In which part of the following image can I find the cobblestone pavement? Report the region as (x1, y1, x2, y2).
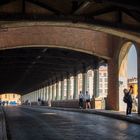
(4, 106, 140, 140)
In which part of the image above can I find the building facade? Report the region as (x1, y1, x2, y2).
(128, 77, 138, 97)
(0, 93, 21, 105)
(99, 66, 108, 97)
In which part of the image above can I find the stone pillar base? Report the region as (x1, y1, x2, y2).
(91, 98, 105, 109)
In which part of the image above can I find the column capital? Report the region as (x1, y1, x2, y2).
(66, 72, 70, 79)
(91, 59, 99, 70)
(60, 75, 64, 81)
(73, 68, 78, 76)
(55, 77, 59, 83)
(81, 64, 88, 73)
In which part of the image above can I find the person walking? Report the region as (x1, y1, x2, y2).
(123, 86, 133, 116)
(79, 91, 84, 109)
(85, 91, 91, 109)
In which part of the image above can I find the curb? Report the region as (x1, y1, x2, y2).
(0, 107, 8, 140)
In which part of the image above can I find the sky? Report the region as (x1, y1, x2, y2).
(127, 44, 137, 78)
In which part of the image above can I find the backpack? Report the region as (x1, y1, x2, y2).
(123, 95, 128, 103)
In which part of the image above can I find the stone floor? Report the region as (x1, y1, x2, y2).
(0, 106, 7, 140)
(3, 106, 140, 140)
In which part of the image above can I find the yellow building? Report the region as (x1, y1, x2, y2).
(128, 77, 138, 97)
(0, 93, 21, 105)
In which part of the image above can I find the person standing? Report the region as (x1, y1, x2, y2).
(85, 91, 91, 109)
(123, 86, 133, 116)
(79, 91, 84, 109)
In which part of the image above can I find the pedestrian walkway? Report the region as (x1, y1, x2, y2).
(5, 106, 140, 140)
(22, 105, 140, 125)
(0, 106, 7, 140)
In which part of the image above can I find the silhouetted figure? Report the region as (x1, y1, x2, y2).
(2, 101, 5, 106)
(123, 86, 133, 116)
(38, 98, 41, 105)
(79, 91, 84, 109)
(85, 91, 91, 109)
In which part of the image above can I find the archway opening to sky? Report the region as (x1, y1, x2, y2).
(119, 43, 138, 112)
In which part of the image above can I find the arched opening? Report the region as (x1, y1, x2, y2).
(119, 42, 138, 112)
(0, 93, 21, 106)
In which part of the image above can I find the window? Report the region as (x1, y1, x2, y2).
(100, 84, 102, 88)
(103, 73, 107, 77)
(105, 89, 108, 93)
(13, 94, 15, 98)
(99, 78, 102, 82)
(5, 94, 7, 98)
(105, 78, 108, 82)
(99, 89, 102, 93)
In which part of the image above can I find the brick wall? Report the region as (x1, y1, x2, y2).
(0, 25, 113, 58)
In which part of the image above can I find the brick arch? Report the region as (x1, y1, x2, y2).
(0, 24, 116, 59)
(118, 42, 133, 77)
(1, 22, 140, 43)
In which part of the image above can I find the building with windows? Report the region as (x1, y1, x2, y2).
(99, 66, 108, 97)
(0, 93, 21, 105)
(128, 77, 138, 97)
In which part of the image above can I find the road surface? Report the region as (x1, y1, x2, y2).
(4, 106, 140, 140)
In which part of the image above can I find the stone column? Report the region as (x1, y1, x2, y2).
(50, 85, 52, 100)
(107, 59, 119, 110)
(136, 44, 140, 114)
(44, 86, 46, 101)
(41, 88, 44, 100)
(61, 79, 64, 100)
(48, 86, 51, 101)
(82, 69, 88, 94)
(56, 82, 59, 100)
(73, 74, 78, 99)
(45, 86, 48, 101)
(35, 90, 37, 102)
(52, 84, 55, 101)
(45, 85, 49, 101)
(34, 90, 37, 102)
(43, 87, 45, 101)
(33, 92, 35, 102)
(38, 89, 40, 100)
(66, 75, 70, 100)
(37, 89, 39, 100)
(40, 88, 43, 100)
(93, 69, 99, 98)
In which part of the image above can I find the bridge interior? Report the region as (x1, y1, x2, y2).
(0, 0, 140, 113)
(1, 1, 140, 140)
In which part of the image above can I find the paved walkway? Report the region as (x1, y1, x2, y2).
(23, 105, 140, 124)
(1, 105, 140, 140)
(0, 106, 7, 140)
(4, 106, 140, 140)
